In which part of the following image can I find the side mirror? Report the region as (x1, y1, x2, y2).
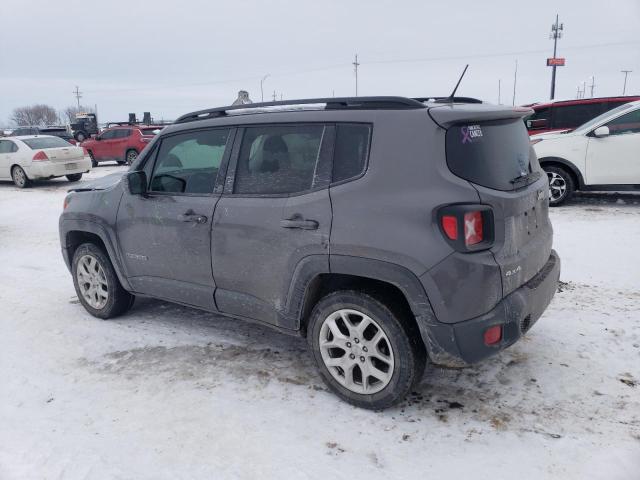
(593, 126, 610, 138)
(123, 171, 147, 195)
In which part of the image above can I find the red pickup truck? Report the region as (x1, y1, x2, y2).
(81, 125, 163, 166)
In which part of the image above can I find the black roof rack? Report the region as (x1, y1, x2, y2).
(175, 96, 426, 124)
(413, 96, 483, 104)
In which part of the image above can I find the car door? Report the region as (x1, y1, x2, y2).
(113, 128, 132, 160)
(92, 129, 118, 160)
(115, 127, 234, 310)
(585, 108, 640, 184)
(211, 124, 333, 326)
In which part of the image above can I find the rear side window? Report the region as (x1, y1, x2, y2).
(332, 124, 371, 182)
(552, 103, 602, 129)
(149, 129, 230, 194)
(116, 129, 132, 138)
(22, 137, 71, 149)
(233, 125, 324, 195)
(446, 119, 534, 191)
(0, 140, 17, 153)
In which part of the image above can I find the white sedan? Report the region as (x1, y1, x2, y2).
(532, 100, 640, 205)
(0, 135, 92, 188)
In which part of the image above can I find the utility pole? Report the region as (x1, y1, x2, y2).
(272, 90, 277, 102)
(512, 60, 518, 106)
(498, 79, 501, 104)
(588, 76, 596, 98)
(73, 85, 83, 109)
(353, 54, 360, 96)
(621, 70, 632, 95)
(260, 74, 270, 102)
(576, 85, 581, 99)
(549, 14, 564, 100)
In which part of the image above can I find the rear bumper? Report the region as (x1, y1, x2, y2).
(421, 250, 560, 366)
(25, 158, 92, 179)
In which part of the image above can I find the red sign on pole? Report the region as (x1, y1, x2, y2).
(547, 58, 566, 66)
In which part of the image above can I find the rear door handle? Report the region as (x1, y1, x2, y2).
(280, 215, 319, 230)
(178, 209, 208, 224)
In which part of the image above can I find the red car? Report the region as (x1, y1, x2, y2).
(524, 96, 640, 135)
(82, 125, 163, 166)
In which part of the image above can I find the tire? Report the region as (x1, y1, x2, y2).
(544, 165, 574, 206)
(66, 173, 83, 182)
(307, 290, 426, 410)
(88, 151, 98, 168)
(75, 131, 86, 142)
(72, 242, 135, 319)
(125, 149, 138, 165)
(11, 165, 31, 188)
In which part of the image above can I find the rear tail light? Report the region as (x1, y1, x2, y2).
(32, 151, 49, 161)
(484, 325, 502, 346)
(438, 204, 494, 252)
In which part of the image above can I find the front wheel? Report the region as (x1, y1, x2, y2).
(11, 165, 31, 188)
(72, 243, 135, 319)
(88, 151, 98, 168)
(307, 291, 426, 409)
(66, 173, 82, 182)
(544, 166, 574, 206)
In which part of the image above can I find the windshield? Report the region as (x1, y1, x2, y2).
(574, 102, 638, 133)
(22, 136, 72, 149)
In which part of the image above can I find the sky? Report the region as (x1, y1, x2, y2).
(0, 0, 638, 125)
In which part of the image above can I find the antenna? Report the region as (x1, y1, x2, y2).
(447, 64, 469, 101)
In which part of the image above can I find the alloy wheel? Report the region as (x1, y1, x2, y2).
(126, 150, 138, 164)
(12, 167, 26, 187)
(318, 309, 395, 394)
(76, 254, 109, 309)
(547, 171, 567, 203)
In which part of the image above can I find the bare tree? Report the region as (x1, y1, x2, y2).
(10, 104, 60, 126)
(62, 105, 95, 123)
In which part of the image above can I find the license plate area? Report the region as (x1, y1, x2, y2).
(65, 163, 77, 170)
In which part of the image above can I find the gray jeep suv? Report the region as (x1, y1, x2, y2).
(59, 96, 560, 409)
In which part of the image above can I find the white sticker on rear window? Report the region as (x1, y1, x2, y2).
(461, 125, 483, 144)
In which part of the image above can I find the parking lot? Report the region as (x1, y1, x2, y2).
(0, 165, 639, 479)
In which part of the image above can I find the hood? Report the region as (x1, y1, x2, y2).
(70, 172, 124, 192)
(530, 130, 573, 141)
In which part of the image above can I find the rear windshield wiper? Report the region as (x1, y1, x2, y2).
(510, 171, 541, 186)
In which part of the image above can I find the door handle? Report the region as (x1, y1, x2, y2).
(280, 215, 319, 230)
(178, 209, 208, 224)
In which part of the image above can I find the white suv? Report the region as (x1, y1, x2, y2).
(532, 100, 640, 205)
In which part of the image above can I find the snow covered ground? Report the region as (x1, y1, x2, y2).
(1, 165, 639, 480)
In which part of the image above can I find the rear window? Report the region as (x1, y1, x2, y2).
(446, 118, 534, 191)
(22, 137, 72, 149)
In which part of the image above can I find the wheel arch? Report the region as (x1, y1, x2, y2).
(61, 220, 132, 291)
(10, 164, 30, 179)
(539, 156, 584, 189)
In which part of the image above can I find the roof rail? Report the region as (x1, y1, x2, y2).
(413, 96, 483, 104)
(175, 96, 426, 124)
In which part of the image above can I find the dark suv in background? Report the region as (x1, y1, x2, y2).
(524, 96, 640, 135)
(10, 126, 77, 144)
(59, 97, 560, 409)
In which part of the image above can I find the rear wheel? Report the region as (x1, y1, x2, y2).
(125, 149, 138, 165)
(66, 173, 82, 182)
(307, 290, 425, 409)
(544, 165, 574, 206)
(11, 165, 31, 188)
(72, 243, 135, 319)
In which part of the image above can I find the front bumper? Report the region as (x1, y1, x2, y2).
(25, 157, 92, 179)
(421, 250, 560, 366)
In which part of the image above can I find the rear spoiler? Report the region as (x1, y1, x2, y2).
(427, 103, 533, 129)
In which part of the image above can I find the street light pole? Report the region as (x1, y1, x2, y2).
(260, 74, 270, 102)
(621, 70, 632, 95)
